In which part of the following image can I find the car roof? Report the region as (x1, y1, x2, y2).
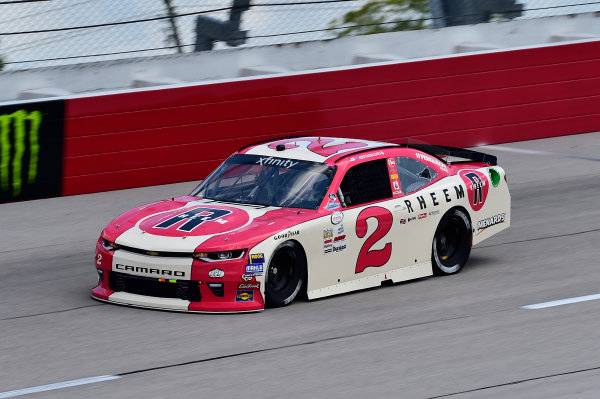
(239, 136, 396, 163)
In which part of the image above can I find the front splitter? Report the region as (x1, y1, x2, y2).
(91, 292, 264, 314)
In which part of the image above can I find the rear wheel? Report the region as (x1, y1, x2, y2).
(265, 241, 306, 307)
(432, 208, 472, 275)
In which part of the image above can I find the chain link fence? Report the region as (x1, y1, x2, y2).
(1, 0, 599, 71)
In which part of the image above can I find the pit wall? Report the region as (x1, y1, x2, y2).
(1, 39, 599, 202)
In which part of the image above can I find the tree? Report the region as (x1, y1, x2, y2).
(328, 0, 429, 38)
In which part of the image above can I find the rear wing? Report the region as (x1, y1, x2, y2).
(406, 144, 497, 166)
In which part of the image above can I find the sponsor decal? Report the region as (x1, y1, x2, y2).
(255, 156, 299, 168)
(115, 264, 185, 277)
(0, 102, 64, 203)
(428, 210, 440, 216)
(477, 213, 506, 234)
(241, 273, 255, 281)
(333, 224, 347, 253)
(249, 253, 265, 264)
(387, 156, 402, 195)
(326, 193, 341, 210)
(0, 109, 41, 198)
(415, 152, 448, 171)
(236, 290, 254, 302)
(245, 264, 264, 274)
(274, 230, 300, 240)
(325, 225, 347, 253)
(238, 283, 260, 289)
(141, 205, 249, 237)
(418, 213, 427, 219)
(358, 151, 384, 160)
(323, 228, 333, 254)
(208, 268, 225, 278)
(246, 254, 264, 274)
(459, 170, 489, 212)
(407, 216, 416, 222)
(153, 207, 232, 232)
(404, 186, 468, 214)
(399, 218, 406, 224)
(331, 211, 344, 225)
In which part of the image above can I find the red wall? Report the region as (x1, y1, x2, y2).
(63, 40, 600, 195)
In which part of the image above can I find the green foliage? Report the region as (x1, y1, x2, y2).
(328, 0, 429, 38)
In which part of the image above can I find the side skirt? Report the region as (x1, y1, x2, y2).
(307, 261, 433, 300)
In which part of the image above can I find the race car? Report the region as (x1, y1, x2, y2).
(92, 136, 510, 312)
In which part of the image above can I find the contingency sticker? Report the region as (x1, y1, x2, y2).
(332, 224, 347, 253)
(324, 224, 347, 254)
(246, 253, 264, 274)
(323, 228, 333, 254)
(236, 290, 254, 302)
(387, 157, 402, 196)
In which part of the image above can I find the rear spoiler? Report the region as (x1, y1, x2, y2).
(406, 144, 497, 166)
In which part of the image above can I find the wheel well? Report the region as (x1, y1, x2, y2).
(270, 239, 308, 300)
(286, 239, 308, 295)
(272, 239, 308, 272)
(273, 239, 307, 259)
(445, 206, 472, 226)
(434, 206, 473, 247)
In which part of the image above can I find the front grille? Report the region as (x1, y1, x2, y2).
(109, 271, 201, 302)
(117, 245, 192, 258)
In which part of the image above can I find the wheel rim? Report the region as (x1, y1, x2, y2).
(436, 220, 461, 262)
(268, 248, 296, 293)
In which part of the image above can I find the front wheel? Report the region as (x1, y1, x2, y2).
(265, 241, 306, 307)
(432, 208, 472, 275)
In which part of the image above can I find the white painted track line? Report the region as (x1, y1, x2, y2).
(0, 375, 121, 398)
(522, 294, 600, 309)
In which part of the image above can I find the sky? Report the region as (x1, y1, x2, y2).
(1, 0, 599, 70)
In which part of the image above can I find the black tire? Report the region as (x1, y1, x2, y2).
(265, 241, 307, 307)
(432, 208, 472, 275)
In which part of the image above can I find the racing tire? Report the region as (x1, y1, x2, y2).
(432, 208, 472, 275)
(265, 241, 307, 307)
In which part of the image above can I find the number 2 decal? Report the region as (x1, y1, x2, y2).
(355, 207, 393, 274)
(96, 253, 102, 266)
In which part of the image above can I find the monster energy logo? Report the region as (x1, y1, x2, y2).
(0, 110, 42, 197)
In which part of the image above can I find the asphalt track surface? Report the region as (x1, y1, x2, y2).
(1, 132, 599, 399)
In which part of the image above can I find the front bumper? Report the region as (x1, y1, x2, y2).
(91, 289, 264, 313)
(92, 239, 264, 313)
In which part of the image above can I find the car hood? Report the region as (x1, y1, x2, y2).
(103, 196, 321, 252)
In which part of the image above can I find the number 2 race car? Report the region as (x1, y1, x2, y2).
(92, 137, 510, 312)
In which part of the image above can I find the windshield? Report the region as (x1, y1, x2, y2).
(192, 154, 336, 209)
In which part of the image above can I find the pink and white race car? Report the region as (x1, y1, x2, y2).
(92, 137, 510, 312)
